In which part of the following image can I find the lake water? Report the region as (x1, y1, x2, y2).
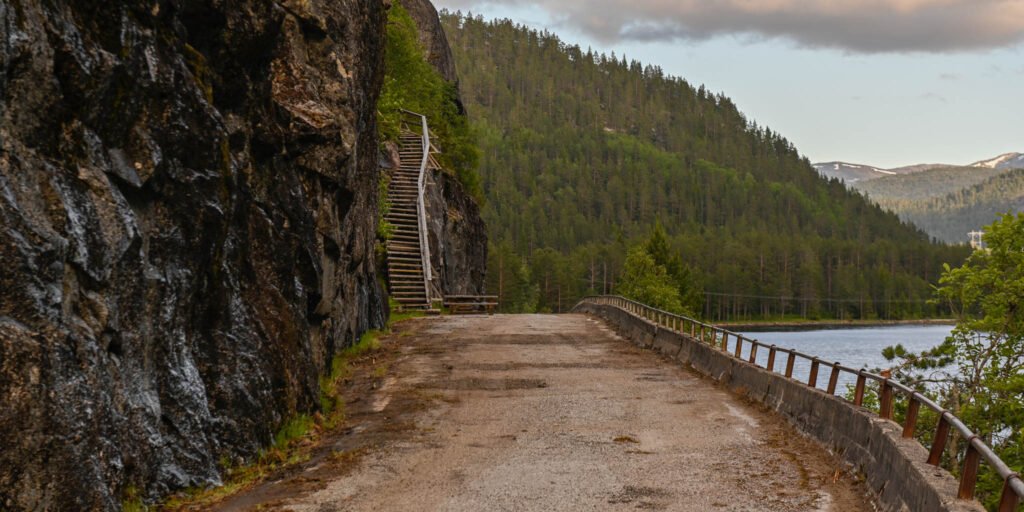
(726, 325, 954, 392)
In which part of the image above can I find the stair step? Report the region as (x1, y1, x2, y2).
(389, 290, 425, 299)
(393, 292, 427, 298)
(389, 263, 422, 269)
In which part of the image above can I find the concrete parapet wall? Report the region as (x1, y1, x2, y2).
(574, 303, 984, 512)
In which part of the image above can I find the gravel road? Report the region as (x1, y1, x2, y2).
(221, 314, 873, 511)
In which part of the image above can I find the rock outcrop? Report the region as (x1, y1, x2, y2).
(402, 0, 460, 85)
(0, 0, 387, 509)
(425, 170, 488, 296)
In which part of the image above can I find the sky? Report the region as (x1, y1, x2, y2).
(434, 0, 1024, 168)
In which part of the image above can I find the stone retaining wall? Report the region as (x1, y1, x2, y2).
(574, 302, 984, 512)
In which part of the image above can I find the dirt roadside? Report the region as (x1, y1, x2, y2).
(207, 314, 875, 511)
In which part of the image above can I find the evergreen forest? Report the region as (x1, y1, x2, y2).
(440, 13, 971, 320)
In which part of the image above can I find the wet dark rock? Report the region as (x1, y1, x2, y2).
(0, 0, 387, 509)
(425, 169, 487, 295)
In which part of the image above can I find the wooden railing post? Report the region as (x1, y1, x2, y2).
(826, 363, 840, 394)
(999, 475, 1021, 512)
(785, 352, 796, 378)
(928, 414, 951, 466)
(808, 360, 819, 388)
(879, 370, 894, 420)
(734, 335, 743, 358)
(854, 374, 866, 406)
(767, 346, 776, 372)
(748, 343, 758, 364)
(903, 397, 920, 438)
(958, 439, 981, 500)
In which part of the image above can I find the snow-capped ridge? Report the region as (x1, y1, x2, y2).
(971, 152, 1024, 170)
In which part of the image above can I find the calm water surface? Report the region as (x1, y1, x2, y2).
(730, 325, 954, 391)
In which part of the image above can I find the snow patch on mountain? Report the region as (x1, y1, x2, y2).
(971, 152, 1024, 170)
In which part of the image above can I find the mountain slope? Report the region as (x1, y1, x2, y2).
(442, 13, 969, 319)
(889, 169, 1024, 243)
(858, 166, 1006, 203)
(971, 152, 1024, 170)
(813, 161, 896, 183)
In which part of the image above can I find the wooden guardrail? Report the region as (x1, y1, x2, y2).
(444, 295, 498, 314)
(578, 295, 1023, 511)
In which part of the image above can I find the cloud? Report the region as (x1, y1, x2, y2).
(439, 0, 1024, 53)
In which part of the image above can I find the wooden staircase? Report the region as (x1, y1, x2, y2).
(385, 127, 433, 311)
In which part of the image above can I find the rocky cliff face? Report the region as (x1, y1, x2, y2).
(402, 0, 460, 86)
(0, 0, 387, 509)
(425, 170, 487, 295)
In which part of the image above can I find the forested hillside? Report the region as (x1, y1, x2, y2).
(441, 13, 970, 320)
(856, 166, 1005, 203)
(893, 169, 1024, 243)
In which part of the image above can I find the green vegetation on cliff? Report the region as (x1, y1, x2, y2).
(442, 13, 969, 320)
(379, 1, 481, 200)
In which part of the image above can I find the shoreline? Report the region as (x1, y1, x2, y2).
(716, 318, 956, 332)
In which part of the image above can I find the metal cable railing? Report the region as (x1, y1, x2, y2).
(578, 295, 1023, 511)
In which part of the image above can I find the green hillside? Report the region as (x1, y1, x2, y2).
(894, 169, 1024, 243)
(856, 166, 1005, 203)
(441, 13, 970, 320)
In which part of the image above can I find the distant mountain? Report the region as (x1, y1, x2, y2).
(812, 161, 894, 183)
(813, 151, 1024, 184)
(970, 152, 1024, 170)
(814, 152, 1024, 242)
(895, 169, 1024, 243)
(858, 166, 1005, 202)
